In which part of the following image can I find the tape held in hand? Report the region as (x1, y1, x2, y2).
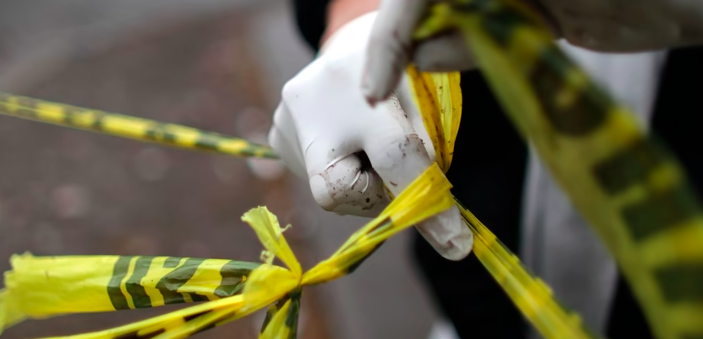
(0, 43, 592, 339)
(0, 65, 590, 339)
(2, 1, 702, 338)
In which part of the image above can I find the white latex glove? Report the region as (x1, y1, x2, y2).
(361, 0, 703, 103)
(268, 12, 473, 261)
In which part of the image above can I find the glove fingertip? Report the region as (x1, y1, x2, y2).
(361, 60, 401, 106)
(416, 207, 474, 261)
(362, 31, 411, 105)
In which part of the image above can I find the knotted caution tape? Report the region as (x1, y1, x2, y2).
(0, 162, 453, 339)
(0, 63, 598, 339)
(0, 67, 596, 339)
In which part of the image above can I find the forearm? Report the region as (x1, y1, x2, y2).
(320, 0, 381, 46)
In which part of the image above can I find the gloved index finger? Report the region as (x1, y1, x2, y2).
(363, 98, 473, 260)
(361, 0, 430, 105)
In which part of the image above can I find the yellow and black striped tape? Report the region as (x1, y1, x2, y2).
(0, 37, 605, 339)
(415, 1, 703, 338)
(0, 166, 456, 339)
(2, 254, 258, 320)
(4, 1, 702, 338)
(0, 92, 277, 159)
(105, 256, 257, 310)
(408, 62, 595, 338)
(260, 288, 302, 339)
(456, 200, 600, 339)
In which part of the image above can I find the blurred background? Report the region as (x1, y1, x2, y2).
(0, 1, 440, 339)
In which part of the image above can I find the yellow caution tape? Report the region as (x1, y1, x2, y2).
(2, 1, 702, 338)
(409, 67, 597, 338)
(0, 53, 599, 339)
(1, 162, 454, 339)
(1, 255, 258, 323)
(406, 66, 462, 173)
(0, 92, 276, 159)
(458, 202, 599, 339)
(415, 1, 703, 338)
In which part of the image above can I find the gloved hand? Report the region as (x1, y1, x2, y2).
(268, 12, 473, 261)
(361, 0, 703, 104)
